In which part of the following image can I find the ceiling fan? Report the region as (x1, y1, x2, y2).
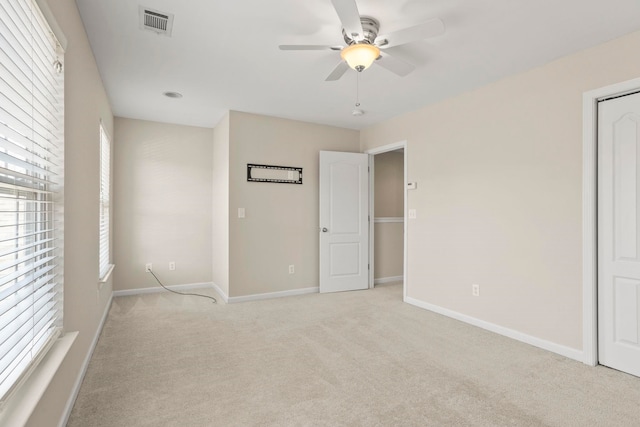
(279, 0, 445, 81)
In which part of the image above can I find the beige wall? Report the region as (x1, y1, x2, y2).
(374, 223, 404, 280)
(374, 151, 404, 279)
(26, 0, 114, 425)
(374, 151, 404, 217)
(361, 30, 640, 351)
(228, 111, 359, 297)
(212, 113, 230, 297)
(113, 118, 213, 291)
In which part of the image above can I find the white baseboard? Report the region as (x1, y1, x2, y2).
(112, 282, 313, 305)
(404, 296, 583, 362)
(374, 276, 403, 285)
(228, 287, 319, 304)
(211, 282, 229, 304)
(112, 282, 213, 297)
(58, 292, 113, 427)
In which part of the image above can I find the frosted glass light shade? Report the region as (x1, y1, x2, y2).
(340, 43, 380, 71)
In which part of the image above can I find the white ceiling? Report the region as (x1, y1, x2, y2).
(75, 0, 640, 130)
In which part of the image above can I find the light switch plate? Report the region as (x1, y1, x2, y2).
(407, 182, 417, 190)
(408, 209, 417, 219)
(238, 208, 245, 218)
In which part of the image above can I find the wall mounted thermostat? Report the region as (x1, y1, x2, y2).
(407, 182, 417, 190)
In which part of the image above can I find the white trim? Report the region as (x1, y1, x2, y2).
(374, 276, 403, 285)
(366, 141, 406, 155)
(227, 287, 318, 304)
(365, 141, 408, 300)
(374, 217, 404, 223)
(98, 118, 114, 142)
(582, 89, 599, 367)
(582, 77, 640, 367)
(211, 282, 229, 304)
(368, 154, 375, 289)
(98, 264, 115, 284)
(57, 292, 113, 427)
(402, 145, 408, 301)
(405, 296, 583, 362)
(112, 282, 214, 297)
(0, 332, 77, 427)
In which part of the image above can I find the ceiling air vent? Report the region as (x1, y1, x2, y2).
(139, 6, 174, 36)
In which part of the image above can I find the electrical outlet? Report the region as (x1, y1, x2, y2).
(408, 209, 417, 219)
(169, 262, 175, 271)
(289, 265, 295, 274)
(145, 263, 152, 272)
(472, 284, 480, 297)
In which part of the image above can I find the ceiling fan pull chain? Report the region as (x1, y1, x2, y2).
(355, 72, 360, 107)
(352, 72, 365, 116)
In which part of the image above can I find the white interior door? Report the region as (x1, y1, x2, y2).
(319, 151, 369, 293)
(598, 92, 640, 377)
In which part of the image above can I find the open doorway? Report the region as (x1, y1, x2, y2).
(366, 141, 408, 299)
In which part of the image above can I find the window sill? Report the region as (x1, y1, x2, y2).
(0, 331, 78, 427)
(99, 264, 115, 284)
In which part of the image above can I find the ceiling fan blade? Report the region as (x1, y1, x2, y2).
(279, 45, 339, 51)
(325, 61, 349, 81)
(331, 0, 364, 40)
(375, 52, 415, 77)
(376, 18, 445, 49)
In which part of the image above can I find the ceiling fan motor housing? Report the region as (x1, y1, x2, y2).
(343, 16, 380, 45)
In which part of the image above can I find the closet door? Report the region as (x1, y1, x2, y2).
(598, 92, 640, 377)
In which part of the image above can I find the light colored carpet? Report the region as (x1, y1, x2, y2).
(67, 284, 640, 427)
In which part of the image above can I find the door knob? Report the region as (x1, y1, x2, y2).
(321, 227, 328, 232)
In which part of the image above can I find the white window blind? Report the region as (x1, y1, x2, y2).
(0, 0, 64, 402)
(99, 125, 110, 279)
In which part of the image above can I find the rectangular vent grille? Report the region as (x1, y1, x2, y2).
(139, 6, 174, 36)
(145, 11, 168, 31)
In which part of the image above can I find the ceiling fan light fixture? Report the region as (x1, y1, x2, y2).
(340, 43, 380, 72)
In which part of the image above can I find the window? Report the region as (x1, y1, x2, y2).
(0, 0, 64, 401)
(99, 124, 111, 280)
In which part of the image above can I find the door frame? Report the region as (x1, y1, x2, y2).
(582, 77, 640, 366)
(365, 141, 408, 300)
